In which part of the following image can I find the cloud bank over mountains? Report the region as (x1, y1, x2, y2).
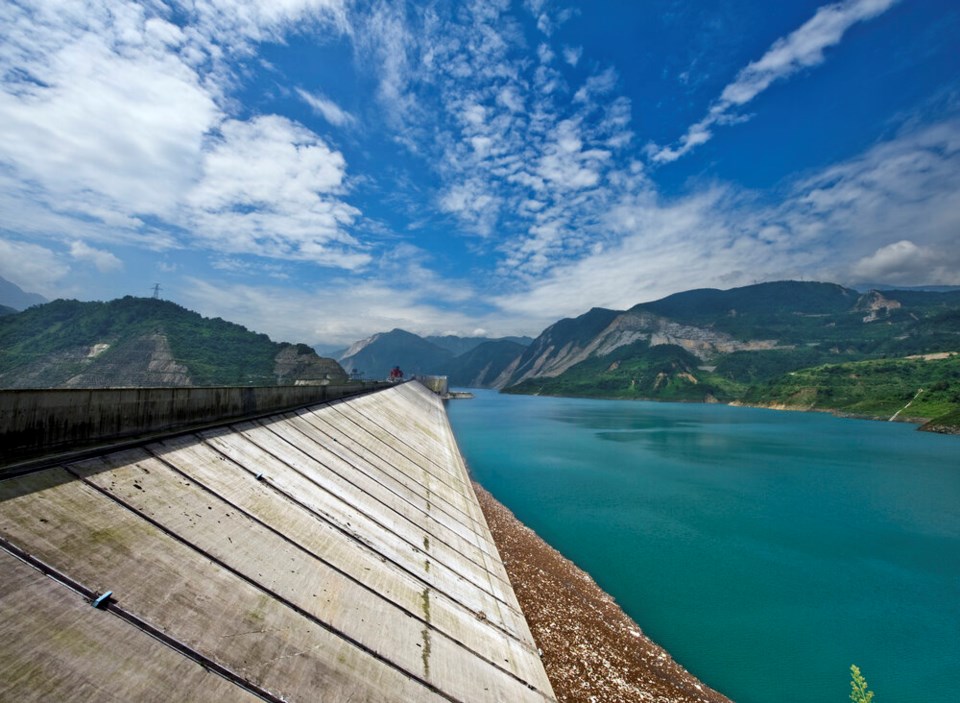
(0, 0, 956, 344)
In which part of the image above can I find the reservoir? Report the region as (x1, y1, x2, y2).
(447, 390, 960, 703)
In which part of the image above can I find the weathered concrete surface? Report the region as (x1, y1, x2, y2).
(0, 382, 388, 467)
(0, 381, 556, 703)
(0, 550, 263, 703)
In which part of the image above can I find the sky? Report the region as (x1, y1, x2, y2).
(1, 0, 958, 347)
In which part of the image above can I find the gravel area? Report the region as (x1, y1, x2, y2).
(473, 482, 733, 703)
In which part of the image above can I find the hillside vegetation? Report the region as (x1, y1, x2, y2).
(507, 342, 738, 402)
(741, 355, 960, 425)
(500, 282, 960, 432)
(0, 297, 346, 388)
(328, 281, 959, 432)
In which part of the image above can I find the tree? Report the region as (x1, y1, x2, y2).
(850, 665, 874, 703)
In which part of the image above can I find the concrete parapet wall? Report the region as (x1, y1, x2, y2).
(415, 375, 449, 395)
(0, 383, 388, 467)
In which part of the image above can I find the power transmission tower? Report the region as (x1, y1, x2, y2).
(151, 283, 162, 299)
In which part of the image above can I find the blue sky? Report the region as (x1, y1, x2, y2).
(1, 0, 958, 346)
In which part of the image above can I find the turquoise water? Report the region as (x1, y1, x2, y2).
(446, 391, 960, 703)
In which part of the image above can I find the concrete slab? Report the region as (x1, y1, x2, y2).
(0, 383, 556, 702)
(0, 469, 454, 703)
(0, 550, 262, 703)
(157, 430, 531, 641)
(257, 412, 508, 588)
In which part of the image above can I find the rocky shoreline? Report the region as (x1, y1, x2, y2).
(473, 482, 732, 703)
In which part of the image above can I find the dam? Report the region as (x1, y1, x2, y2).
(0, 381, 556, 702)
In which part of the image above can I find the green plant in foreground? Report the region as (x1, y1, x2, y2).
(850, 664, 874, 703)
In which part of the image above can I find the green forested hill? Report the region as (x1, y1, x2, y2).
(506, 342, 734, 401)
(502, 282, 960, 431)
(0, 297, 346, 388)
(740, 354, 960, 430)
(635, 281, 858, 324)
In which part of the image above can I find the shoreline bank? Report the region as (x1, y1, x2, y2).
(728, 399, 960, 435)
(473, 482, 732, 703)
(502, 389, 958, 435)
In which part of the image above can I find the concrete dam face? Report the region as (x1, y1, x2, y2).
(0, 382, 556, 702)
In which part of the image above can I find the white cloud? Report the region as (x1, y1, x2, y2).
(0, 0, 365, 271)
(357, 3, 634, 277)
(438, 180, 501, 236)
(180, 273, 497, 347)
(562, 45, 582, 67)
(649, 0, 901, 163)
(536, 119, 611, 190)
(185, 115, 368, 267)
(721, 0, 898, 107)
(493, 186, 774, 323)
(187, 0, 350, 49)
(537, 43, 554, 64)
(0, 1, 220, 225)
(70, 241, 123, 272)
(355, 2, 418, 126)
(0, 238, 70, 296)
(191, 116, 348, 206)
(494, 116, 960, 326)
(297, 88, 356, 126)
(496, 86, 524, 113)
(573, 67, 618, 103)
(781, 118, 960, 285)
(850, 240, 931, 283)
(525, 2, 575, 38)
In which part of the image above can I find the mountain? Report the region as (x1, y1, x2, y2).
(506, 307, 622, 385)
(312, 342, 347, 358)
(501, 282, 854, 389)
(426, 334, 533, 356)
(634, 281, 857, 337)
(855, 284, 960, 293)
(0, 296, 347, 388)
(503, 281, 960, 430)
(328, 281, 958, 428)
(337, 329, 533, 386)
(0, 276, 47, 311)
(338, 329, 454, 380)
(447, 339, 528, 388)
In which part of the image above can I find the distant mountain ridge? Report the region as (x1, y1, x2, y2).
(336, 329, 532, 386)
(0, 275, 47, 311)
(504, 281, 960, 430)
(425, 334, 533, 356)
(334, 281, 960, 430)
(0, 296, 347, 388)
(11, 282, 956, 429)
